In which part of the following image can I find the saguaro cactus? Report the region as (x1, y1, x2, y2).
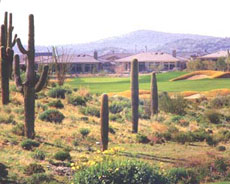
(0, 12, 17, 105)
(131, 59, 139, 133)
(6, 12, 17, 78)
(14, 14, 49, 139)
(100, 94, 109, 151)
(150, 72, 158, 115)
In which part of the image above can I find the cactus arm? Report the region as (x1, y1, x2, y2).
(13, 54, 23, 92)
(35, 65, 49, 92)
(0, 25, 6, 47)
(4, 12, 8, 47)
(16, 38, 28, 54)
(6, 47, 14, 79)
(12, 34, 17, 47)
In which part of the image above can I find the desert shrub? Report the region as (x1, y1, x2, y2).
(161, 132, 172, 141)
(168, 125, 179, 134)
(190, 129, 209, 142)
(171, 115, 183, 123)
(48, 100, 64, 109)
(47, 87, 71, 99)
(72, 139, 79, 147)
(210, 97, 224, 108)
(25, 173, 56, 184)
(24, 163, 45, 175)
(168, 167, 199, 184)
(0, 163, 8, 179)
(21, 139, 40, 150)
(216, 130, 230, 142)
(159, 92, 187, 115)
(79, 128, 90, 138)
(205, 110, 221, 124)
(136, 134, 150, 144)
(67, 94, 86, 106)
(206, 136, 219, 147)
(54, 151, 71, 161)
(139, 107, 151, 119)
(214, 158, 228, 173)
(12, 123, 25, 136)
(217, 146, 226, 152)
(109, 100, 130, 114)
(79, 106, 100, 117)
(32, 150, 46, 160)
(0, 114, 15, 124)
(13, 107, 24, 114)
(39, 109, 65, 123)
(36, 102, 48, 111)
(109, 126, 116, 134)
(173, 132, 192, 144)
(73, 160, 169, 184)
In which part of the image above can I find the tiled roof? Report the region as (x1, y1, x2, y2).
(115, 52, 185, 63)
(199, 50, 229, 59)
(99, 53, 133, 61)
(19, 54, 100, 64)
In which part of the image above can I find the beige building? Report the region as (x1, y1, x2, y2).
(115, 51, 187, 72)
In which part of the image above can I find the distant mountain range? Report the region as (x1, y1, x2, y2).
(29, 30, 230, 58)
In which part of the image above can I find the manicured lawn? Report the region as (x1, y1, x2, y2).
(67, 71, 230, 93)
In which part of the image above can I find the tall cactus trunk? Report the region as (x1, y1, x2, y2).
(24, 15, 35, 139)
(24, 86, 35, 138)
(151, 72, 158, 116)
(101, 94, 109, 151)
(131, 59, 139, 133)
(0, 25, 9, 105)
(0, 46, 9, 105)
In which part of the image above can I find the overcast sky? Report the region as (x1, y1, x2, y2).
(0, 0, 229, 45)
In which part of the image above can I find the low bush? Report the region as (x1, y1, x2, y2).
(109, 114, 124, 123)
(73, 160, 169, 184)
(136, 134, 150, 144)
(79, 128, 90, 138)
(0, 114, 15, 124)
(47, 87, 71, 99)
(48, 100, 64, 109)
(217, 146, 226, 152)
(168, 167, 199, 184)
(25, 173, 56, 184)
(173, 132, 192, 144)
(54, 151, 71, 161)
(109, 100, 130, 114)
(0, 163, 8, 179)
(214, 158, 228, 173)
(67, 94, 86, 106)
(190, 129, 209, 142)
(32, 150, 46, 160)
(21, 139, 40, 150)
(24, 163, 45, 175)
(206, 136, 219, 147)
(109, 126, 116, 134)
(12, 123, 25, 136)
(216, 130, 230, 142)
(205, 110, 221, 124)
(209, 96, 230, 108)
(79, 106, 100, 117)
(159, 92, 187, 115)
(36, 102, 48, 111)
(39, 109, 65, 123)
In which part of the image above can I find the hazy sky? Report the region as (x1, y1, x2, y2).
(0, 0, 230, 45)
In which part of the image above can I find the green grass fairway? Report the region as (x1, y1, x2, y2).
(67, 71, 230, 93)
